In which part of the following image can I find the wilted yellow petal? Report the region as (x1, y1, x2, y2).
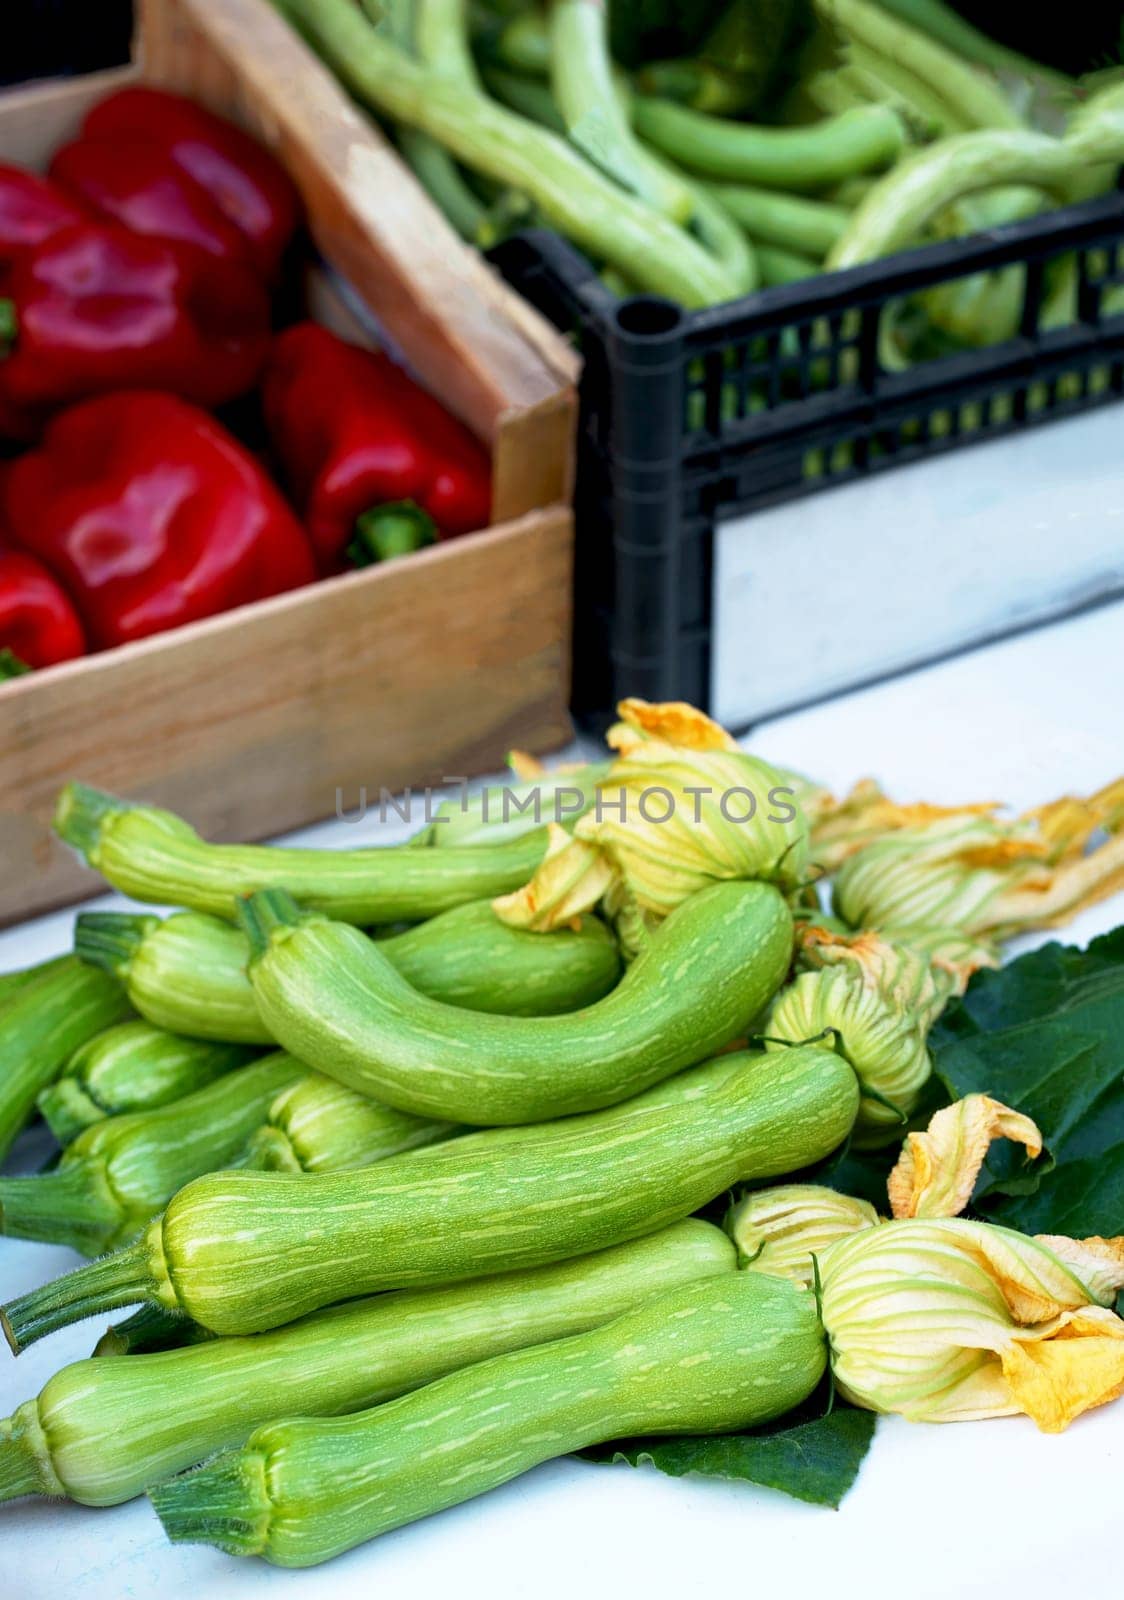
(1034, 1236, 1124, 1304)
(728, 1184, 880, 1285)
(609, 698, 740, 754)
(492, 824, 615, 932)
(888, 1095, 1043, 1220)
(1001, 1308, 1124, 1433)
(506, 750, 547, 781)
(809, 783, 997, 873)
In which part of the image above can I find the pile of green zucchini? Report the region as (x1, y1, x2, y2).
(0, 721, 1121, 1566)
(268, 0, 1124, 359)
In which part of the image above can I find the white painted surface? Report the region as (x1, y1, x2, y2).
(2, 600, 1123, 1599)
(712, 402, 1124, 725)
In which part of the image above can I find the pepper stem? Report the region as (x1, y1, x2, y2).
(235, 889, 307, 961)
(0, 649, 30, 681)
(53, 782, 130, 862)
(73, 911, 158, 979)
(348, 500, 437, 567)
(149, 1447, 272, 1555)
(0, 297, 16, 351)
(0, 1164, 122, 1256)
(1, 1237, 158, 1354)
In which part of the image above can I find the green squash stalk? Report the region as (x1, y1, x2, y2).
(149, 1272, 825, 1566)
(244, 1074, 458, 1173)
(54, 782, 549, 924)
(0, 1054, 304, 1256)
(0, 1222, 733, 1507)
(633, 99, 906, 191)
(270, 0, 741, 306)
(549, 0, 695, 223)
(237, 880, 793, 1124)
(0, 956, 132, 1162)
(37, 1022, 256, 1146)
(76, 900, 621, 1041)
(1, 1046, 859, 1345)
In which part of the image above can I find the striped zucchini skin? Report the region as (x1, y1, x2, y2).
(244, 1074, 458, 1174)
(130, 1045, 855, 1335)
(0, 1222, 733, 1508)
(150, 1271, 825, 1566)
(0, 955, 71, 1004)
(56, 784, 549, 923)
(80, 902, 622, 1045)
(380, 901, 622, 1015)
(0, 1055, 305, 1256)
(0, 958, 132, 1162)
(242, 880, 795, 1123)
(37, 1023, 257, 1146)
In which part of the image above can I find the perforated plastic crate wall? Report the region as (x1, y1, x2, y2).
(492, 187, 1124, 724)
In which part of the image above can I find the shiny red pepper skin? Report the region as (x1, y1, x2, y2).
(262, 323, 492, 572)
(0, 547, 86, 670)
(0, 222, 271, 436)
(0, 165, 91, 288)
(49, 138, 258, 267)
(81, 88, 301, 279)
(1, 392, 316, 651)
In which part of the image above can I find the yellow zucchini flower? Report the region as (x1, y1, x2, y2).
(494, 698, 809, 933)
(765, 928, 992, 1143)
(728, 1185, 880, 1286)
(832, 778, 1124, 938)
(819, 1218, 1124, 1431)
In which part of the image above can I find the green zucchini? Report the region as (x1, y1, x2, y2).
(244, 1074, 459, 1173)
(149, 1271, 825, 1566)
(37, 1022, 257, 1145)
(0, 1054, 304, 1256)
(54, 782, 549, 924)
(0, 1222, 734, 1507)
(237, 879, 794, 1123)
(2, 1044, 859, 1345)
(0, 957, 132, 1162)
(0, 955, 70, 1004)
(422, 761, 612, 846)
(75, 900, 621, 1043)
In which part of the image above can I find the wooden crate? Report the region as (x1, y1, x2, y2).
(0, 22, 579, 926)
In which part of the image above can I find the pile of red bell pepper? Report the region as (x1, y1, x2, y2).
(0, 86, 492, 676)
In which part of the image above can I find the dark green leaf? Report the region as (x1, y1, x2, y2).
(929, 931, 1124, 1236)
(583, 1405, 876, 1509)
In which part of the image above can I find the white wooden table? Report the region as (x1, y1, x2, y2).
(2, 600, 1122, 1600)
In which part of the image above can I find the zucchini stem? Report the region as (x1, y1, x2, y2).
(73, 912, 156, 977)
(2, 1239, 158, 1354)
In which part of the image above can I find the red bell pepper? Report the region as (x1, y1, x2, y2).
(81, 88, 301, 279)
(0, 547, 86, 673)
(0, 165, 91, 288)
(0, 222, 271, 437)
(1, 391, 316, 651)
(49, 138, 258, 268)
(261, 323, 492, 572)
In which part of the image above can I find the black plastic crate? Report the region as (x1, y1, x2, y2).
(491, 188, 1124, 725)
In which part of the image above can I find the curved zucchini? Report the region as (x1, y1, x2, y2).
(237, 880, 794, 1124)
